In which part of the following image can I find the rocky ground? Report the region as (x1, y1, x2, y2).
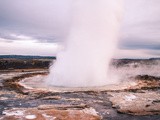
(0, 58, 160, 120)
(0, 70, 160, 120)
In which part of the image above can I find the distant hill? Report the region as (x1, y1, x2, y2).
(0, 55, 159, 60)
(0, 55, 56, 59)
(116, 58, 160, 60)
(149, 58, 160, 60)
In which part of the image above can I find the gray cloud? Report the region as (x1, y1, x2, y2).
(0, 0, 73, 42)
(119, 0, 160, 53)
(0, 0, 160, 57)
(119, 37, 160, 50)
(119, 19, 160, 50)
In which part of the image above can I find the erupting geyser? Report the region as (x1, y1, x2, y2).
(47, 0, 123, 87)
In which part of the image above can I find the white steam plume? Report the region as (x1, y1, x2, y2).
(47, 0, 124, 87)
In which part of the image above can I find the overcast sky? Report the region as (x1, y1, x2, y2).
(0, 0, 160, 58)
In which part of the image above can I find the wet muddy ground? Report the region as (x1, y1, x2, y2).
(0, 69, 160, 120)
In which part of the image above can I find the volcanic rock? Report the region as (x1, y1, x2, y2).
(109, 91, 160, 115)
(1, 107, 101, 120)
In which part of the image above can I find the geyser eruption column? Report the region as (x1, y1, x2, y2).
(47, 0, 123, 87)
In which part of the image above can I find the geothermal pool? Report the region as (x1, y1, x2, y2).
(18, 59, 160, 92)
(19, 74, 138, 92)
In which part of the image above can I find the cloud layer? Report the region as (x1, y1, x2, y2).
(0, 0, 160, 58)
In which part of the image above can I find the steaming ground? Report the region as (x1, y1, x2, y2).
(46, 0, 124, 87)
(19, 59, 160, 91)
(111, 59, 160, 80)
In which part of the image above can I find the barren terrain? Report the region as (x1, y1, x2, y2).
(0, 57, 160, 120)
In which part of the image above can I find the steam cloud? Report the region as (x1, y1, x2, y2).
(47, 0, 124, 87)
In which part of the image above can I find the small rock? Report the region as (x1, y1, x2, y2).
(124, 94, 136, 101)
(0, 97, 8, 100)
(25, 115, 37, 119)
(3, 110, 24, 116)
(41, 96, 61, 100)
